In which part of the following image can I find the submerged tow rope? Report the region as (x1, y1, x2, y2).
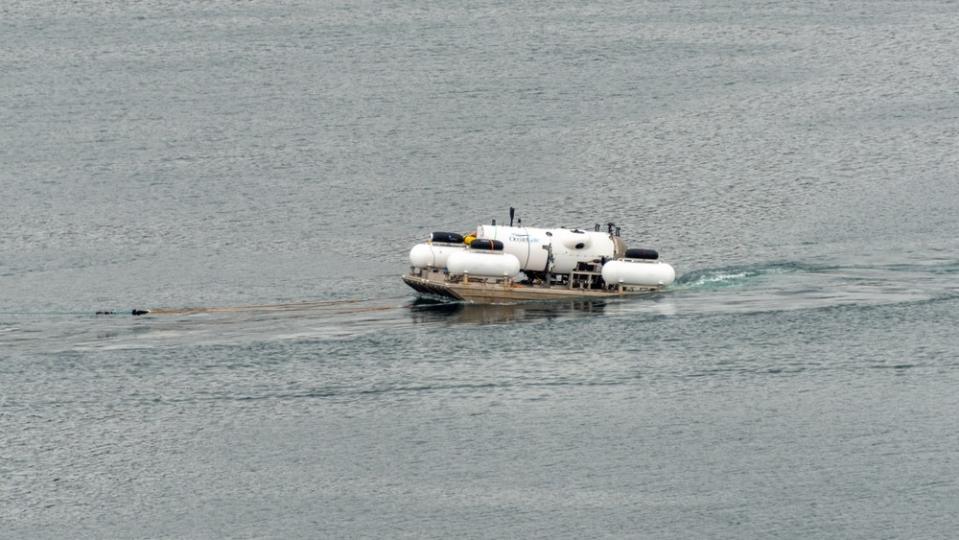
(93, 298, 373, 317)
(96, 309, 150, 316)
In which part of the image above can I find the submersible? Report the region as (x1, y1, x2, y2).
(402, 208, 676, 304)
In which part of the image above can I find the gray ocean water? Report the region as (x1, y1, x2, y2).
(3, 1, 959, 537)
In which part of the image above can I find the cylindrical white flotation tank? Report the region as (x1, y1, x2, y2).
(476, 225, 617, 273)
(447, 251, 521, 278)
(409, 243, 465, 269)
(601, 260, 676, 287)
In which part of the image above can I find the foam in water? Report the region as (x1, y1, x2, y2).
(672, 262, 835, 291)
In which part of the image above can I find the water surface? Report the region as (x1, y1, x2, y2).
(3, 1, 959, 537)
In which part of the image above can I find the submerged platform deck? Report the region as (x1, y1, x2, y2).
(402, 273, 661, 304)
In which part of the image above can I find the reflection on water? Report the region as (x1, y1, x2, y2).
(408, 297, 608, 325)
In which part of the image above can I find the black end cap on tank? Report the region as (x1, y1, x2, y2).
(625, 248, 659, 260)
(469, 238, 504, 251)
(430, 232, 465, 244)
